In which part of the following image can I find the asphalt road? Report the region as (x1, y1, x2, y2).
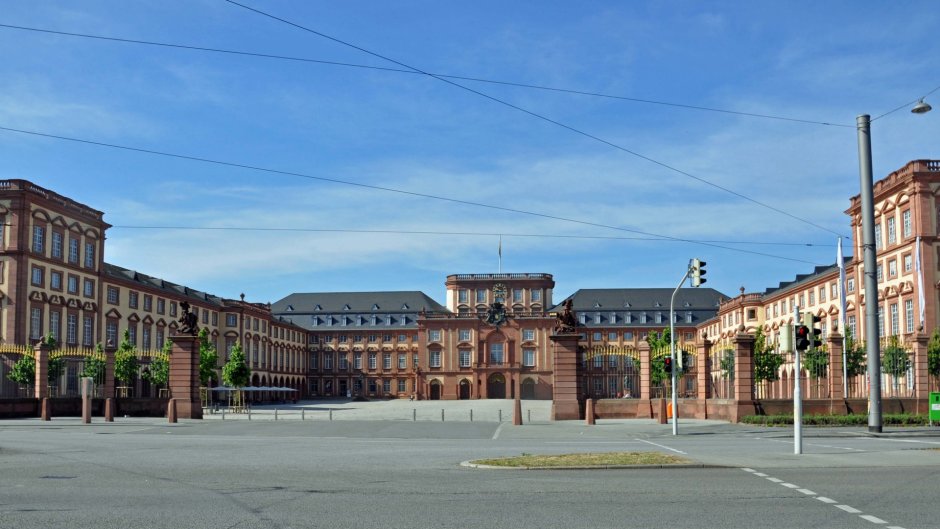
(1, 411, 938, 529)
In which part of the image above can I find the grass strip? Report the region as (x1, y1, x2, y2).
(741, 413, 929, 426)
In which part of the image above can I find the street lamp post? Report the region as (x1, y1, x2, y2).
(856, 101, 931, 433)
(856, 114, 883, 433)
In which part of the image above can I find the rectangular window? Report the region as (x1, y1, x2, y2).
(531, 290, 541, 302)
(226, 314, 237, 327)
(847, 278, 855, 293)
(106, 321, 117, 346)
(398, 354, 406, 369)
(66, 314, 77, 344)
(383, 353, 391, 370)
(623, 331, 634, 341)
(310, 353, 318, 370)
(428, 329, 442, 342)
(890, 303, 899, 335)
(876, 264, 883, 281)
(430, 350, 441, 368)
(831, 283, 838, 299)
(608, 332, 618, 341)
(368, 353, 377, 370)
(878, 305, 885, 337)
(202, 309, 209, 324)
(84, 242, 95, 268)
(905, 299, 915, 333)
(489, 343, 504, 365)
(459, 349, 471, 367)
(523, 348, 535, 367)
(874, 223, 882, 250)
(170, 302, 177, 317)
(42, 310, 58, 344)
(889, 259, 897, 277)
(48, 271, 61, 290)
(592, 332, 602, 341)
(51, 232, 63, 259)
(809, 291, 815, 305)
(848, 315, 857, 337)
(128, 291, 138, 309)
(142, 327, 151, 351)
(512, 288, 523, 303)
(353, 353, 362, 370)
(83, 279, 94, 298)
(413, 353, 419, 367)
(398, 379, 406, 393)
(887, 217, 897, 244)
(67, 275, 78, 294)
(144, 295, 152, 312)
(522, 329, 535, 341)
(458, 329, 471, 341)
(82, 316, 93, 346)
(383, 379, 391, 393)
(30, 307, 42, 339)
(156, 329, 164, 348)
(31, 266, 43, 286)
(32, 225, 45, 254)
(904, 254, 912, 273)
(323, 354, 333, 370)
(107, 286, 119, 304)
(593, 354, 603, 368)
(157, 298, 165, 314)
(819, 286, 826, 303)
(475, 290, 486, 303)
(128, 326, 137, 346)
(902, 209, 912, 238)
(339, 353, 348, 370)
(458, 289, 468, 303)
(68, 238, 79, 264)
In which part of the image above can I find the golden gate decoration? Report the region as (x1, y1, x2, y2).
(580, 345, 639, 362)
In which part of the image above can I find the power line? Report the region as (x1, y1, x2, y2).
(871, 83, 940, 122)
(222, 0, 847, 238)
(0, 22, 852, 128)
(0, 124, 820, 264)
(111, 224, 836, 248)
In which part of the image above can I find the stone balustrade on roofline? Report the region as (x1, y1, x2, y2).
(447, 273, 552, 280)
(422, 311, 553, 320)
(0, 179, 107, 222)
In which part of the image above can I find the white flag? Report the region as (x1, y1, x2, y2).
(915, 236, 926, 327)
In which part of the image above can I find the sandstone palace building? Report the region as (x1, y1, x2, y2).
(1, 159, 939, 404)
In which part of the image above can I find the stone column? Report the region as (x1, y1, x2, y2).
(33, 342, 51, 400)
(550, 333, 580, 420)
(638, 341, 651, 400)
(827, 332, 844, 401)
(697, 338, 712, 400)
(168, 335, 202, 419)
(731, 333, 756, 422)
(104, 343, 116, 399)
(912, 332, 930, 407)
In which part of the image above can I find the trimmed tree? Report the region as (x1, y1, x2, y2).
(753, 327, 784, 383)
(113, 329, 139, 395)
(881, 335, 911, 394)
(844, 328, 867, 379)
(222, 341, 250, 388)
(44, 333, 64, 392)
(143, 339, 171, 391)
(82, 343, 107, 389)
(927, 329, 940, 381)
(198, 327, 219, 387)
(7, 354, 35, 393)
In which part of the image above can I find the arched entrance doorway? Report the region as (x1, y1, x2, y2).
(429, 380, 442, 400)
(458, 379, 471, 400)
(487, 373, 506, 399)
(520, 378, 536, 399)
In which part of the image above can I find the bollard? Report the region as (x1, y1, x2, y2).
(499, 409, 502, 422)
(301, 409, 305, 421)
(222, 408, 226, 420)
(248, 407, 252, 421)
(441, 409, 445, 422)
(41, 397, 51, 421)
(413, 409, 416, 422)
(275, 409, 278, 421)
(528, 409, 531, 423)
(329, 409, 333, 421)
(470, 409, 473, 422)
(105, 398, 114, 422)
(585, 398, 596, 425)
(513, 397, 522, 426)
(168, 399, 178, 424)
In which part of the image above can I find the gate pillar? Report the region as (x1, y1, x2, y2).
(168, 334, 202, 419)
(550, 333, 580, 420)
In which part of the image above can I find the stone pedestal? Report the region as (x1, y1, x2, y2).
(104, 344, 116, 399)
(550, 333, 580, 420)
(512, 396, 522, 426)
(827, 332, 845, 401)
(33, 343, 51, 400)
(912, 333, 930, 412)
(730, 333, 757, 422)
(585, 398, 595, 425)
(168, 335, 203, 420)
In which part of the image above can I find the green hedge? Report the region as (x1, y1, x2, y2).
(741, 413, 928, 426)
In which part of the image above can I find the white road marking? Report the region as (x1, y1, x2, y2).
(635, 439, 687, 455)
(781, 483, 799, 488)
(859, 514, 887, 524)
(836, 505, 862, 514)
(796, 488, 816, 495)
(741, 468, 756, 472)
(886, 526, 907, 529)
(817, 497, 838, 504)
(544, 441, 644, 444)
(491, 423, 506, 440)
(766, 477, 783, 483)
(753, 472, 768, 477)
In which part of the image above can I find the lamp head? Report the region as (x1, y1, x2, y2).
(911, 98, 932, 114)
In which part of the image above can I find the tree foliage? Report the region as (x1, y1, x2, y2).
(113, 329, 139, 386)
(802, 346, 829, 379)
(7, 354, 35, 387)
(81, 343, 106, 384)
(881, 335, 911, 378)
(198, 327, 219, 386)
(646, 328, 687, 386)
(222, 341, 250, 388)
(143, 339, 171, 388)
(753, 327, 784, 382)
(719, 349, 734, 379)
(928, 329, 940, 378)
(844, 328, 867, 378)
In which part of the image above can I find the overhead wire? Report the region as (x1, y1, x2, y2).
(871, 83, 940, 122)
(0, 23, 853, 128)
(221, 0, 847, 239)
(0, 124, 821, 265)
(111, 224, 835, 247)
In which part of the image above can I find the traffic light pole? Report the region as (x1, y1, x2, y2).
(794, 306, 802, 455)
(669, 261, 693, 436)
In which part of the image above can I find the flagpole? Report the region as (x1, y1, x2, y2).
(498, 235, 502, 274)
(838, 237, 848, 397)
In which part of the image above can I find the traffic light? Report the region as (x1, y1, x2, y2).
(691, 258, 707, 287)
(802, 312, 823, 350)
(795, 325, 810, 352)
(664, 356, 673, 374)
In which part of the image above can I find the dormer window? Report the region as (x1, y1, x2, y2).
(286, 305, 294, 312)
(579, 314, 587, 325)
(400, 315, 408, 326)
(343, 304, 351, 311)
(655, 312, 663, 324)
(401, 303, 409, 310)
(640, 312, 647, 324)
(341, 316, 348, 326)
(609, 312, 617, 324)
(685, 312, 693, 323)
(624, 312, 632, 323)
(315, 304, 322, 311)
(684, 302, 691, 308)
(655, 302, 662, 308)
(372, 304, 380, 311)
(593, 301, 601, 308)
(371, 315, 378, 325)
(593, 312, 601, 324)
(386, 315, 392, 325)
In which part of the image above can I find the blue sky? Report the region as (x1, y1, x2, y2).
(2, 1, 938, 306)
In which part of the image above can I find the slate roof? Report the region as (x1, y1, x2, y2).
(762, 256, 851, 297)
(552, 287, 727, 327)
(271, 291, 448, 330)
(103, 263, 224, 307)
